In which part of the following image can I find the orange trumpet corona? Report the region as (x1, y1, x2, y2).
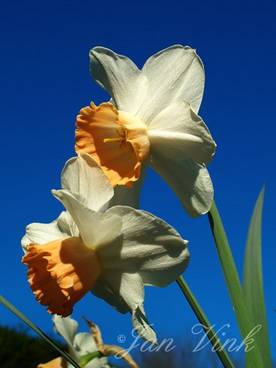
(75, 102, 150, 186)
(22, 236, 101, 316)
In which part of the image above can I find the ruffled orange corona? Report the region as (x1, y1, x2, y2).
(37, 357, 66, 368)
(22, 237, 101, 316)
(75, 102, 150, 186)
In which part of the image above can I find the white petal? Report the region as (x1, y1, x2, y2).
(137, 45, 205, 122)
(92, 278, 129, 314)
(21, 211, 71, 251)
(90, 47, 148, 114)
(151, 154, 214, 216)
(57, 211, 79, 237)
(148, 101, 216, 164)
(52, 189, 122, 249)
(61, 154, 114, 211)
(132, 304, 157, 344)
(73, 332, 97, 355)
(99, 206, 189, 286)
(94, 272, 156, 343)
(53, 315, 78, 348)
(107, 175, 144, 209)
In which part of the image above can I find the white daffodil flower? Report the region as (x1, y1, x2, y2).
(37, 315, 109, 368)
(22, 154, 189, 343)
(75, 45, 216, 216)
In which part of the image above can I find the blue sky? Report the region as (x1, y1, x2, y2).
(1, 0, 276, 364)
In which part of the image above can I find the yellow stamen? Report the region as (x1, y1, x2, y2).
(103, 137, 123, 143)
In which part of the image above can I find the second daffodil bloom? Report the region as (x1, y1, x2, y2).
(22, 154, 189, 343)
(75, 45, 216, 216)
(38, 315, 109, 368)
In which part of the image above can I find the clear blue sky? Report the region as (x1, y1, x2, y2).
(1, 0, 275, 364)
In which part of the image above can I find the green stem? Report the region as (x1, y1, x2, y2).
(79, 351, 102, 367)
(176, 276, 235, 368)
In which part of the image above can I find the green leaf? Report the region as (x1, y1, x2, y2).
(0, 295, 80, 368)
(208, 202, 263, 368)
(243, 188, 272, 368)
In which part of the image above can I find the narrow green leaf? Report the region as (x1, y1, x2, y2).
(0, 295, 80, 368)
(176, 276, 235, 368)
(208, 202, 263, 368)
(243, 188, 272, 368)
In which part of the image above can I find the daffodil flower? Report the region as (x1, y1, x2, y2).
(37, 315, 109, 368)
(22, 154, 189, 342)
(75, 45, 216, 216)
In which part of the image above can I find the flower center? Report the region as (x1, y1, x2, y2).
(103, 124, 127, 144)
(75, 102, 150, 186)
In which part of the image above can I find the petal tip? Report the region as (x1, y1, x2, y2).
(51, 189, 60, 198)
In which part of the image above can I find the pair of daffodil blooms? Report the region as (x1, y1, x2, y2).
(22, 45, 216, 347)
